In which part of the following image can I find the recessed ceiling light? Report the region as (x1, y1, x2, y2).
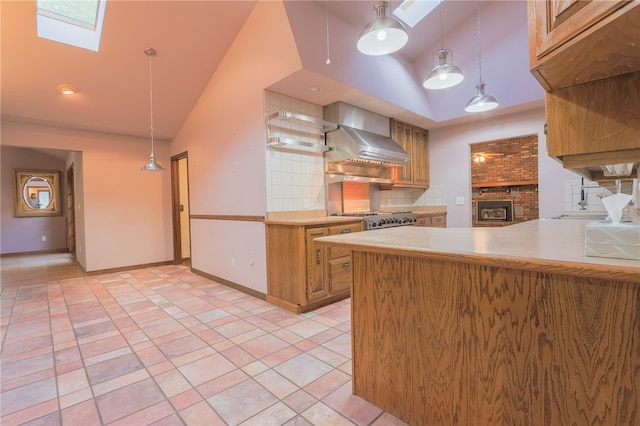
(307, 87, 321, 93)
(57, 84, 76, 95)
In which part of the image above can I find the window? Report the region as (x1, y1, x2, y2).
(393, 0, 439, 28)
(36, 0, 106, 51)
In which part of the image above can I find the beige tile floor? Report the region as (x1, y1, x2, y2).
(0, 261, 408, 425)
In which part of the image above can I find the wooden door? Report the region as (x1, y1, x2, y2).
(171, 152, 191, 265)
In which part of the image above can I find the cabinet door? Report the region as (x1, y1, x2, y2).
(411, 127, 429, 188)
(390, 120, 413, 185)
(305, 228, 329, 302)
(532, 0, 626, 59)
(329, 256, 352, 294)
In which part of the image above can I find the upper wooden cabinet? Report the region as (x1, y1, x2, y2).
(528, 0, 640, 177)
(528, 0, 640, 91)
(390, 120, 429, 189)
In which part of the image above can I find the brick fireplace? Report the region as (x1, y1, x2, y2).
(471, 135, 538, 227)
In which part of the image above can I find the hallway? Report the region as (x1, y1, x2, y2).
(0, 260, 406, 425)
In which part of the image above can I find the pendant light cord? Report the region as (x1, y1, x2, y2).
(325, 1, 331, 64)
(438, 0, 444, 50)
(476, 0, 483, 83)
(148, 50, 155, 155)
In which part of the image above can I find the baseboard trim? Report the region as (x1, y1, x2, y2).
(1, 248, 68, 257)
(86, 260, 173, 276)
(190, 268, 266, 301)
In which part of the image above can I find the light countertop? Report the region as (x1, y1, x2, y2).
(315, 219, 640, 283)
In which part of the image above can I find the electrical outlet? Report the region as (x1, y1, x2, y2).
(303, 199, 309, 209)
(41, 236, 47, 242)
(456, 196, 465, 205)
(231, 257, 235, 267)
(249, 256, 254, 266)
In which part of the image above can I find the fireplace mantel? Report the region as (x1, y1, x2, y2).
(472, 180, 537, 188)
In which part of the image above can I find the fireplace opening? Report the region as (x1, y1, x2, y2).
(477, 200, 513, 222)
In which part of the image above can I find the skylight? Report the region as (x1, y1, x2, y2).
(36, 0, 106, 51)
(393, 0, 439, 28)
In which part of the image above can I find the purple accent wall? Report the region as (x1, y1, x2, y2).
(1, 146, 67, 254)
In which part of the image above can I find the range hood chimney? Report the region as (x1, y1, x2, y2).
(323, 102, 410, 167)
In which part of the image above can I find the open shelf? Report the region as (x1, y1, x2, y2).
(265, 111, 337, 153)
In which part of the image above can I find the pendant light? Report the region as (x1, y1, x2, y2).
(465, 1, 498, 113)
(357, 1, 408, 56)
(141, 47, 165, 171)
(423, 0, 463, 90)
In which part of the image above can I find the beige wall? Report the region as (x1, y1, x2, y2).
(1, 121, 172, 271)
(171, 1, 302, 294)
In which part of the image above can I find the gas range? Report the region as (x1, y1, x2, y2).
(331, 211, 418, 230)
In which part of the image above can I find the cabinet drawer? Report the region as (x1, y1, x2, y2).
(329, 223, 362, 258)
(431, 215, 446, 227)
(329, 256, 352, 294)
(415, 216, 431, 226)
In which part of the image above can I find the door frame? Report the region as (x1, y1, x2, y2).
(66, 164, 76, 257)
(170, 152, 190, 265)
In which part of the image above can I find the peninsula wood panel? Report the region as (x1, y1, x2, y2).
(350, 251, 640, 426)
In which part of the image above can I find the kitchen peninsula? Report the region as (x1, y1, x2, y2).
(315, 220, 639, 426)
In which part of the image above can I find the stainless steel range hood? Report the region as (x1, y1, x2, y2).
(323, 102, 409, 167)
(323, 102, 409, 184)
(325, 126, 410, 166)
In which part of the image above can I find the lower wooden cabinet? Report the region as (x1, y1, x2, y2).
(266, 220, 362, 313)
(415, 213, 447, 228)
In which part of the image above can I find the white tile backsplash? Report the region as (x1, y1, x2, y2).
(564, 178, 612, 214)
(265, 91, 326, 212)
(380, 184, 447, 209)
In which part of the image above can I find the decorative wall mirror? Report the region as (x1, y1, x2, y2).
(15, 169, 61, 217)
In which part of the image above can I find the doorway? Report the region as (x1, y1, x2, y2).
(171, 153, 191, 265)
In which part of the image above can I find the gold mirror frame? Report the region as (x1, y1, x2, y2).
(15, 169, 61, 217)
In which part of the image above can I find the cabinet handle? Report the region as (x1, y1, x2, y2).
(341, 229, 352, 234)
(316, 248, 321, 265)
(341, 261, 351, 268)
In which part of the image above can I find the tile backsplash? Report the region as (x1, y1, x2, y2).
(265, 91, 445, 213)
(564, 178, 638, 215)
(380, 184, 446, 208)
(265, 91, 326, 212)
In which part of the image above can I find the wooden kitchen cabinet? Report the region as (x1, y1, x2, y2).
(528, 0, 640, 176)
(415, 212, 447, 228)
(390, 120, 429, 189)
(266, 220, 362, 313)
(528, 0, 640, 91)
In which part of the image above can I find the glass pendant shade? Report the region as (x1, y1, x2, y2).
(465, 82, 498, 112)
(423, 49, 464, 89)
(141, 47, 165, 171)
(357, 1, 408, 56)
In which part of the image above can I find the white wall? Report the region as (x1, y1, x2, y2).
(429, 107, 581, 227)
(171, 1, 303, 294)
(1, 121, 172, 271)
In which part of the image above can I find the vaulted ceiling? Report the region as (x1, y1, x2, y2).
(1, 1, 544, 143)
